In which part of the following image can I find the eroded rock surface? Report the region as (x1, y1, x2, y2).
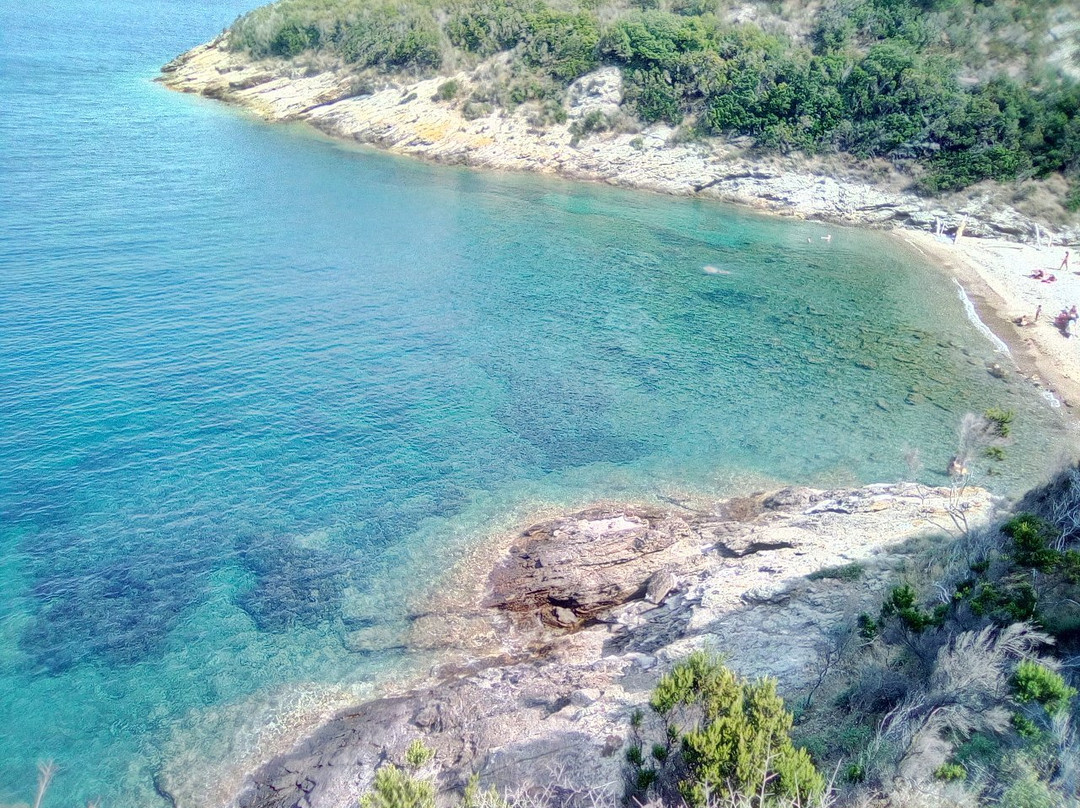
(183, 483, 1001, 808)
(158, 43, 1079, 243)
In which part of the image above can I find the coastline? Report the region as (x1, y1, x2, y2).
(198, 483, 1000, 808)
(158, 40, 1080, 417)
(901, 230, 1080, 411)
(146, 38, 1080, 808)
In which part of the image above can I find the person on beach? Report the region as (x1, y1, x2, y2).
(1060, 251, 1070, 271)
(1030, 269, 1046, 279)
(1055, 307, 1077, 337)
(1015, 305, 1043, 327)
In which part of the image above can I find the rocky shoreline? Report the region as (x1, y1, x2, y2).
(157, 38, 1080, 412)
(156, 482, 1000, 808)
(159, 40, 1079, 244)
(154, 40, 1074, 808)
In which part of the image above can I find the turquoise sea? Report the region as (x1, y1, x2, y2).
(0, 0, 1076, 804)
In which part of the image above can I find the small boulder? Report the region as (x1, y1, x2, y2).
(551, 606, 579, 628)
(570, 688, 602, 707)
(645, 570, 678, 605)
(565, 67, 623, 120)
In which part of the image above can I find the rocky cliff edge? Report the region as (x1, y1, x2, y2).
(155, 482, 1000, 808)
(159, 40, 1079, 243)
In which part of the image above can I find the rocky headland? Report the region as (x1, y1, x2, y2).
(159, 39, 1078, 244)
(157, 482, 1001, 808)
(156, 40, 1080, 413)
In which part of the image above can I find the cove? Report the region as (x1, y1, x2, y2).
(0, 0, 1075, 804)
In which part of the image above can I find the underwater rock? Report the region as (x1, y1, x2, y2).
(21, 554, 205, 673)
(234, 537, 348, 632)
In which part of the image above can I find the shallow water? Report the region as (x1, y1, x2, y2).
(0, 0, 1075, 803)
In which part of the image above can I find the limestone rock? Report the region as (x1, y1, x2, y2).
(152, 480, 997, 808)
(645, 570, 678, 604)
(158, 44, 1080, 242)
(565, 67, 623, 120)
(483, 508, 704, 629)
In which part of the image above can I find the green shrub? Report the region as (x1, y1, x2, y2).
(1067, 181, 1080, 213)
(648, 651, 825, 807)
(1000, 770, 1056, 808)
(1011, 712, 1040, 739)
(968, 580, 1038, 624)
(670, 0, 717, 14)
(843, 762, 865, 783)
(1002, 514, 1061, 572)
(405, 738, 435, 767)
(984, 408, 1015, 438)
(880, 584, 944, 633)
(225, 0, 1080, 195)
(1011, 660, 1077, 716)
(622, 68, 684, 125)
(360, 764, 435, 808)
(1061, 549, 1080, 583)
(445, 0, 538, 55)
(934, 762, 966, 781)
(270, 21, 321, 56)
(954, 732, 1001, 768)
(856, 612, 879, 640)
(435, 79, 460, 100)
(521, 9, 600, 82)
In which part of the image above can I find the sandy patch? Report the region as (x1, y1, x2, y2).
(901, 230, 1080, 411)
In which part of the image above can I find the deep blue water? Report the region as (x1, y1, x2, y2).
(0, 0, 1075, 804)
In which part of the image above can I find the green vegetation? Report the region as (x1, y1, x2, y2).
(344, 468, 1080, 808)
(807, 562, 864, 582)
(1012, 660, 1077, 716)
(628, 651, 826, 806)
(360, 739, 438, 808)
(435, 78, 461, 99)
(787, 465, 1080, 808)
(934, 762, 966, 781)
(879, 583, 946, 633)
(226, 0, 1080, 197)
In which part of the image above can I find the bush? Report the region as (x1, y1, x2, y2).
(984, 408, 1015, 438)
(969, 580, 1038, 624)
(224, 0, 1080, 195)
(1000, 769, 1057, 808)
(880, 584, 945, 633)
(445, 0, 538, 55)
(435, 79, 461, 100)
(1011, 660, 1077, 716)
(934, 762, 966, 781)
(670, 0, 717, 15)
(1002, 514, 1061, 572)
(520, 9, 600, 83)
(646, 651, 826, 807)
(361, 764, 436, 808)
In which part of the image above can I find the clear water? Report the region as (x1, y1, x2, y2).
(0, 0, 1075, 804)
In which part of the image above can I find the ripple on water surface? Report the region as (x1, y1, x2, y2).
(0, 3, 1076, 803)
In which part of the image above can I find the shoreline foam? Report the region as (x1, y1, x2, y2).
(900, 230, 1080, 411)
